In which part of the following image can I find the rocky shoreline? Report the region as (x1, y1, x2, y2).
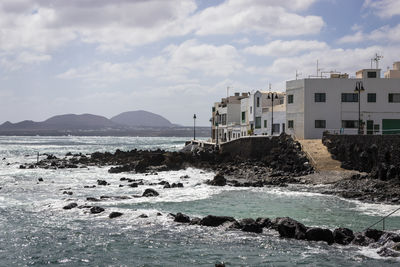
(12, 134, 400, 258)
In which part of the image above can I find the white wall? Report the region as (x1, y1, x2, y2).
(286, 80, 305, 139)
(288, 77, 400, 139)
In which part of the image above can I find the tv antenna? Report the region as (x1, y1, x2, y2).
(296, 70, 302, 80)
(316, 60, 323, 77)
(371, 53, 383, 69)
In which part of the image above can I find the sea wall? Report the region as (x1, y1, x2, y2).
(220, 136, 275, 159)
(322, 133, 400, 178)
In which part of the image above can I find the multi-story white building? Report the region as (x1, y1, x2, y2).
(212, 91, 286, 143)
(286, 61, 400, 139)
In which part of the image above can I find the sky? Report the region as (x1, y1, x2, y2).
(1, 0, 400, 126)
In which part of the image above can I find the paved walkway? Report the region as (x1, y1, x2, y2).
(297, 139, 345, 172)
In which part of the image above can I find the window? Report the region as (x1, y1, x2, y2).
(250, 107, 252, 114)
(212, 107, 215, 112)
(255, 117, 261, 129)
(273, 124, 280, 133)
(389, 93, 400, 103)
(256, 97, 260, 107)
(288, 94, 294, 104)
(341, 93, 358, 102)
(342, 120, 358, 128)
(221, 114, 227, 125)
(288, 120, 294, 129)
(264, 120, 267, 128)
(241, 111, 245, 122)
(315, 120, 326, 128)
(374, 124, 380, 133)
(314, 93, 326, 102)
(367, 71, 377, 78)
(367, 93, 376, 103)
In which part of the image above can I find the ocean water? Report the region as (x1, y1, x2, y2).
(0, 136, 400, 266)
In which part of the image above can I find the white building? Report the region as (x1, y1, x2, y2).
(212, 90, 286, 143)
(286, 62, 400, 139)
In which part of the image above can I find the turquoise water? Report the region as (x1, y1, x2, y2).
(0, 136, 399, 266)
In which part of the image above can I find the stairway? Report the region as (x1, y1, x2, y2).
(297, 139, 345, 172)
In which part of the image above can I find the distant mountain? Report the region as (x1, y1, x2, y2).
(0, 111, 210, 136)
(0, 114, 119, 131)
(111, 110, 173, 127)
(44, 114, 118, 129)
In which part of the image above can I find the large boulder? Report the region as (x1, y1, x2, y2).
(333, 228, 354, 245)
(306, 227, 334, 245)
(142, 188, 159, 197)
(363, 228, 384, 242)
(200, 215, 236, 227)
(90, 206, 105, 214)
(174, 212, 191, 223)
(256, 217, 272, 228)
(275, 217, 307, 240)
(239, 218, 263, 233)
(206, 173, 227, 186)
(351, 233, 375, 246)
(63, 203, 78, 210)
(109, 212, 123, 219)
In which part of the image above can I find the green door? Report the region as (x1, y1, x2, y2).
(367, 120, 374, 135)
(382, 119, 400, 134)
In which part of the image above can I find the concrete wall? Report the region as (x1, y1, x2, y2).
(286, 79, 305, 139)
(220, 136, 275, 159)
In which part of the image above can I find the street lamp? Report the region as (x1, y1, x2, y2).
(215, 111, 219, 146)
(193, 114, 196, 140)
(267, 92, 278, 136)
(354, 81, 365, 134)
(209, 118, 213, 141)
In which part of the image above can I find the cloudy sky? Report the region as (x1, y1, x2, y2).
(1, 0, 400, 126)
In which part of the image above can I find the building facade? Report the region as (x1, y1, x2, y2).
(286, 63, 400, 139)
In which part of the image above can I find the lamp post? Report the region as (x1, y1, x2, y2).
(215, 111, 219, 146)
(267, 92, 278, 136)
(354, 81, 365, 134)
(193, 114, 196, 140)
(209, 118, 212, 141)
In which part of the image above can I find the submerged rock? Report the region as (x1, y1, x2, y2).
(90, 206, 105, 214)
(333, 228, 354, 245)
(142, 188, 159, 197)
(200, 215, 236, 227)
(174, 212, 191, 223)
(275, 217, 307, 240)
(97, 179, 109, 186)
(305, 227, 334, 245)
(63, 203, 78, 210)
(109, 212, 123, 219)
(206, 173, 227, 186)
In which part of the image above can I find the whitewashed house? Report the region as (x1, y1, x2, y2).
(286, 61, 400, 139)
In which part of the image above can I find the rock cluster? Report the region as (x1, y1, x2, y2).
(171, 213, 400, 257)
(323, 133, 400, 203)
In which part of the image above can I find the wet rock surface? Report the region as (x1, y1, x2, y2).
(322, 133, 400, 204)
(172, 213, 400, 257)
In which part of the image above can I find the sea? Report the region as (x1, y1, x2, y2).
(0, 136, 400, 266)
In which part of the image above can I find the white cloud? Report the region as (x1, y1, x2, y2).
(338, 24, 400, 44)
(244, 40, 328, 56)
(0, 51, 51, 71)
(364, 0, 400, 18)
(57, 40, 242, 86)
(192, 0, 324, 36)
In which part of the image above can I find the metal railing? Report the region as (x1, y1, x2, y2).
(364, 207, 400, 231)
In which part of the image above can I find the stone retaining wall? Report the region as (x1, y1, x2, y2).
(322, 133, 400, 178)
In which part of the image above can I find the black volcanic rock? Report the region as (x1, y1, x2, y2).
(111, 110, 173, 127)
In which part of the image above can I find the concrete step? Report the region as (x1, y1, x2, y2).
(297, 139, 345, 172)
